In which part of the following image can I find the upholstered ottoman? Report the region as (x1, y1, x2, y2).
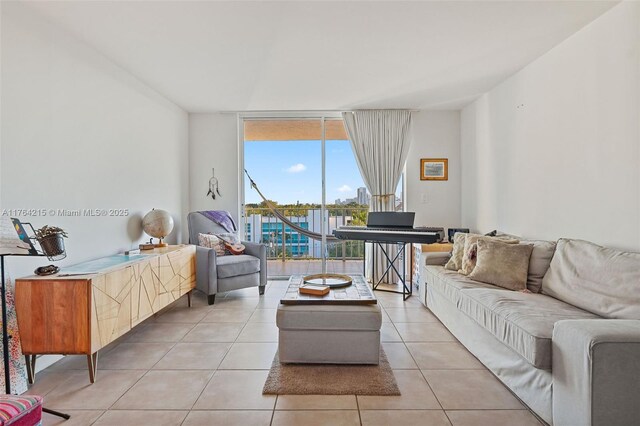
(276, 304, 382, 364)
(0, 395, 43, 426)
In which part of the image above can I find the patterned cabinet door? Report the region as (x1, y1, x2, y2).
(130, 259, 158, 327)
(91, 266, 133, 350)
(175, 245, 196, 297)
(154, 250, 177, 311)
(167, 249, 187, 301)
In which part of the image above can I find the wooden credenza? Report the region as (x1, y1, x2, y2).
(15, 244, 196, 383)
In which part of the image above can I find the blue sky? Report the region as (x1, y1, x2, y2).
(244, 139, 367, 204)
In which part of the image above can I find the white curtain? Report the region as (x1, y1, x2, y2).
(342, 110, 413, 284)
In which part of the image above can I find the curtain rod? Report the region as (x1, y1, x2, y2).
(219, 109, 421, 114)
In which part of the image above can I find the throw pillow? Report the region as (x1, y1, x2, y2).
(460, 234, 519, 275)
(469, 239, 534, 291)
(198, 233, 226, 256)
(444, 232, 471, 271)
(217, 232, 241, 245)
(460, 241, 479, 275)
(217, 232, 245, 255)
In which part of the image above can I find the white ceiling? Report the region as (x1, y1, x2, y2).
(21, 1, 617, 112)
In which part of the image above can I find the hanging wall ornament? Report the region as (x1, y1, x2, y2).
(206, 168, 221, 200)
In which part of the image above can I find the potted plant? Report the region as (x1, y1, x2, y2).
(34, 225, 68, 259)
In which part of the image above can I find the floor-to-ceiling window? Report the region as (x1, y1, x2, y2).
(241, 116, 402, 277)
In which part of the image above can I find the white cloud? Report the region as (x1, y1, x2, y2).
(286, 163, 307, 173)
(337, 184, 352, 193)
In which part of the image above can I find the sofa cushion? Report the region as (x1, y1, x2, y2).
(423, 265, 495, 305)
(424, 252, 451, 266)
(542, 239, 640, 319)
(0, 395, 43, 426)
(216, 254, 260, 278)
(521, 240, 556, 293)
(458, 287, 599, 369)
(469, 239, 533, 291)
(277, 304, 382, 331)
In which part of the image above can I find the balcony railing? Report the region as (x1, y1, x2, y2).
(243, 205, 368, 261)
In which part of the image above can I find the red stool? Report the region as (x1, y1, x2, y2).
(0, 395, 43, 426)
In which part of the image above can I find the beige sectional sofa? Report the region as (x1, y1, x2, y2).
(420, 237, 640, 426)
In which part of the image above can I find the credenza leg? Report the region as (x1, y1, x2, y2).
(25, 355, 36, 384)
(87, 352, 98, 384)
(187, 290, 192, 307)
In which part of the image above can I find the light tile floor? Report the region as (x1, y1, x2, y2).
(31, 281, 543, 426)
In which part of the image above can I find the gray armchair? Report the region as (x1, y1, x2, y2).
(187, 212, 267, 305)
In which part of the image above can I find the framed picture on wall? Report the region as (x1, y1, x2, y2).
(420, 158, 448, 181)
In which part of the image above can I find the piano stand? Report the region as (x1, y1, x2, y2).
(332, 225, 440, 300)
(365, 241, 412, 301)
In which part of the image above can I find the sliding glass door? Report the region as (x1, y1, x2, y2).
(242, 117, 366, 277)
(324, 120, 370, 273)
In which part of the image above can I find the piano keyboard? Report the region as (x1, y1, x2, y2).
(338, 226, 442, 233)
(333, 226, 443, 244)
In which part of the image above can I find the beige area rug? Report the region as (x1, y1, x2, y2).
(263, 348, 401, 396)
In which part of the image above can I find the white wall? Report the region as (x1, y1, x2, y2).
(189, 113, 240, 226)
(406, 111, 461, 229)
(461, 1, 640, 250)
(1, 3, 189, 278)
(189, 111, 463, 233)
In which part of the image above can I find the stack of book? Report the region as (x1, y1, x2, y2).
(299, 285, 330, 296)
